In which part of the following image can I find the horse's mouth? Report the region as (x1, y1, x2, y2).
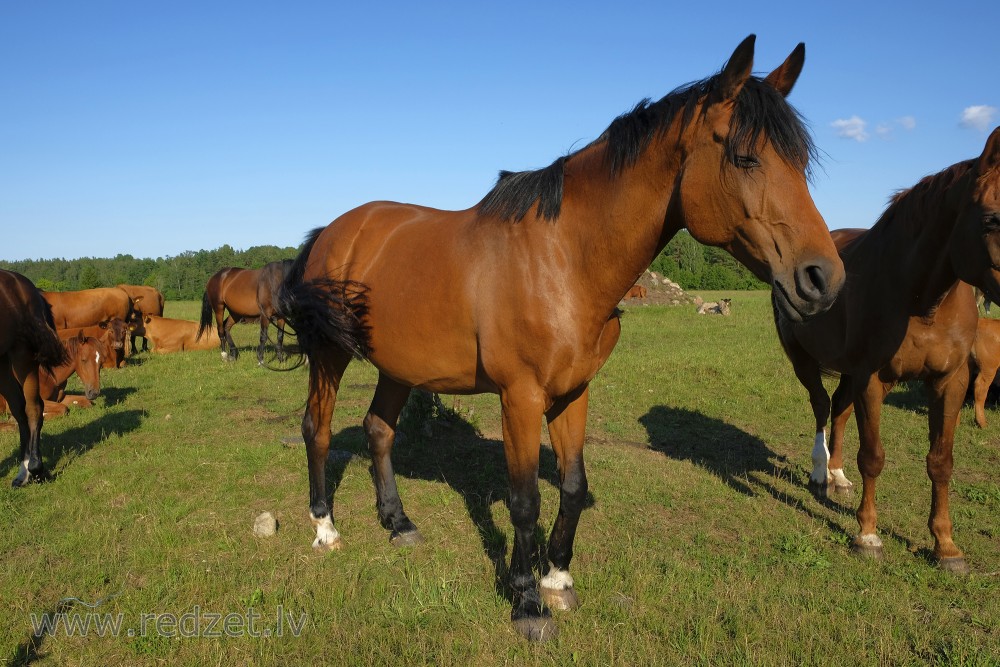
(772, 280, 807, 323)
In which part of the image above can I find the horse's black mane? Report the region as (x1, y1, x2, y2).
(478, 73, 817, 223)
(874, 159, 976, 237)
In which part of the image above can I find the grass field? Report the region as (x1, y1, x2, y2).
(2, 293, 1000, 665)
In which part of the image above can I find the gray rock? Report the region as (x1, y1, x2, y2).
(253, 511, 278, 537)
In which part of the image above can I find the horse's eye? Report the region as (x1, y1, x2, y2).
(985, 213, 1000, 232)
(734, 154, 760, 169)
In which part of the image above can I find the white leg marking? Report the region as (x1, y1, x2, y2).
(540, 565, 574, 591)
(220, 351, 229, 360)
(829, 468, 854, 489)
(311, 514, 342, 550)
(856, 533, 883, 548)
(810, 430, 831, 485)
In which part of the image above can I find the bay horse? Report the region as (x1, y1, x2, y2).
(970, 316, 1000, 428)
(257, 259, 294, 364)
(198, 267, 261, 361)
(0, 270, 69, 487)
(773, 126, 1000, 574)
(277, 36, 846, 640)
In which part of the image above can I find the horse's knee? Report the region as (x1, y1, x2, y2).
(363, 413, 395, 453)
(509, 487, 541, 529)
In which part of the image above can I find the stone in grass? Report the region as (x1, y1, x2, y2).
(253, 511, 278, 537)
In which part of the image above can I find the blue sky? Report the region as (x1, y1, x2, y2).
(1, 1, 997, 261)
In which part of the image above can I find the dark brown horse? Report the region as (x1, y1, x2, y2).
(198, 267, 261, 361)
(773, 126, 1000, 574)
(59, 317, 132, 369)
(42, 287, 134, 330)
(277, 36, 845, 640)
(257, 259, 294, 364)
(0, 270, 69, 487)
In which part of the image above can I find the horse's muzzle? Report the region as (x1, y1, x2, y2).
(774, 257, 845, 322)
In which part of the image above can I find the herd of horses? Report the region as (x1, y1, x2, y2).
(2, 35, 1000, 641)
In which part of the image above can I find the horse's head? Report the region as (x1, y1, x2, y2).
(951, 127, 1000, 303)
(73, 332, 102, 400)
(672, 36, 845, 322)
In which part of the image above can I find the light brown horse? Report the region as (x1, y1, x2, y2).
(257, 259, 294, 364)
(277, 36, 845, 640)
(117, 284, 165, 352)
(42, 287, 134, 330)
(971, 316, 1000, 428)
(773, 126, 1000, 574)
(39, 332, 102, 415)
(198, 267, 261, 361)
(0, 270, 69, 487)
(624, 284, 648, 300)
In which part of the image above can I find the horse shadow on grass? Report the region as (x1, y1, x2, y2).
(638, 405, 863, 544)
(0, 409, 145, 485)
(321, 408, 578, 606)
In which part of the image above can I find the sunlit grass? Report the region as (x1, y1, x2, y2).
(2, 293, 999, 665)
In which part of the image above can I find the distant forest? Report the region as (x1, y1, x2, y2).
(0, 231, 764, 300)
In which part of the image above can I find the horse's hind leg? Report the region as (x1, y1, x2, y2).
(275, 319, 287, 362)
(828, 376, 855, 493)
(303, 348, 352, 550)
(540, 385, 590, 612)
(925, 371, 969, 573)
(0, 357, 46, 487)
(364, 375, 421, 546)
(223, 315, 239, 361)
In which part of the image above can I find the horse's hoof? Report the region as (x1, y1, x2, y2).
(850, 541, 883, 559)
(512, 615, 558, 642)
(807, 480, 832, 500)
(833, 483, 854, 497)
(312, 536, 343, 551)
(938, 557, 970, 575)
(541, 585, 579, 611)
(390, 529, 424, 547)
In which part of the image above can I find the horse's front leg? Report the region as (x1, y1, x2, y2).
(926, 371, 970, 573)
(541, 385, 590, 612)
(303, 349, 351, 550)
(828, 376, 855, 493)
(500, 387, 555, 641)
(851, 375, 891, 558)
(1, 359, 46, 487)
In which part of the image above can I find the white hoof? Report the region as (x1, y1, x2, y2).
(311, 514, 342, 551)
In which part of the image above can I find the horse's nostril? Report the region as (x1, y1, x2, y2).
(806, 264, 828, 294)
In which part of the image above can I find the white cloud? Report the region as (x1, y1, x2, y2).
(960, 105, 998, 131)
(875, 123, 892, 139)
(897, 115, 916, 130)
(831, 116, 869, 142)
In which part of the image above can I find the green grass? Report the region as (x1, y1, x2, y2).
(3, 293, 1000, 665)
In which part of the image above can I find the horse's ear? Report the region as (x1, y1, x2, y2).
(715, 34, 756, 102)
(979, 126, 1000, 172)
(77, 330, 86, 342)
(763, 43, 805, 98)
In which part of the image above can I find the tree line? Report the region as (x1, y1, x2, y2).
(0, 231, 764, 300)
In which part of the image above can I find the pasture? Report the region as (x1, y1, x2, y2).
(2, 294, 999, 665)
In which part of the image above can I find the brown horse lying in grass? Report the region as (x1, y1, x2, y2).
(971, 316, 1000, 428)
(774, 126, 1000, 573)
(59, 318, 133, 369)
(140, 315, 220, 353)
(624, 284, 647, 300)
(0, 270, 69, 486)
(0, 332, 102, 420)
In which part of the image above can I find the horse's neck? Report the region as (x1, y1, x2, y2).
(557, 140, 680, 307)
(869, 177, 971, 315)
(49, 342, 78, 386)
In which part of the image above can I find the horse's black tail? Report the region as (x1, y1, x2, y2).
(196, 291, 213, 340)
(25, 294, 69, 372)
(274, 227, 372, 366)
